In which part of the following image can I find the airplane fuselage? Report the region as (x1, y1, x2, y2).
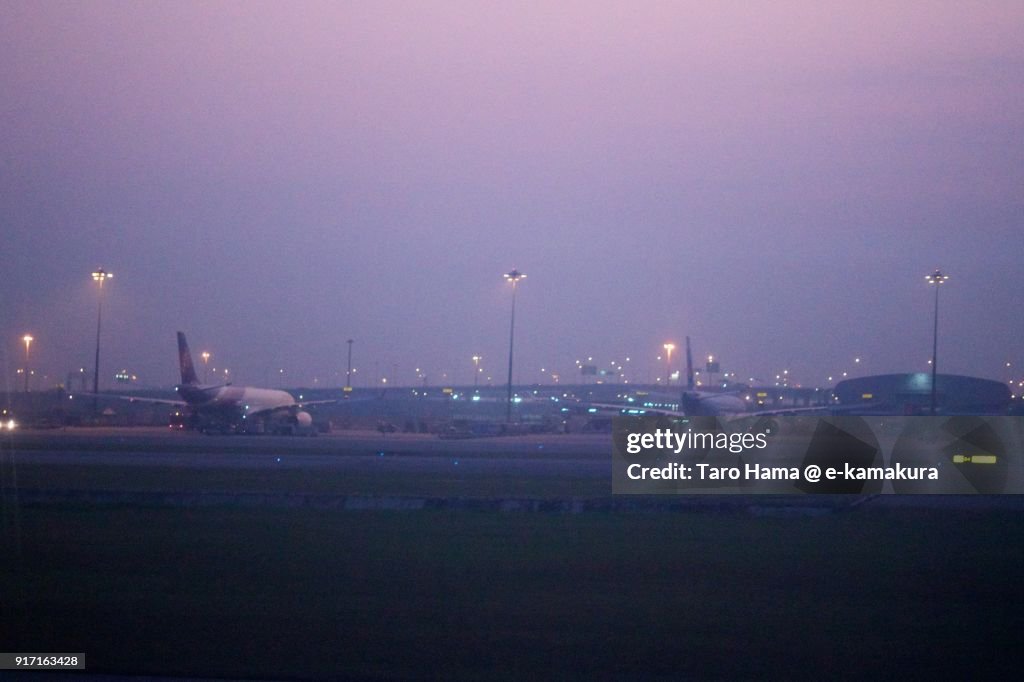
(175, 383, 312, 433)
(177, 384, 296, 415)
(686, 392, 748, 416)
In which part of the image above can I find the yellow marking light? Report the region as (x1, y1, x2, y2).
(953, 455, 997, 464)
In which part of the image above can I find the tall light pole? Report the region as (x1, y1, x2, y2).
(925, 269, 949, 415)
(472, 355, 481, 387)
(201, 351, 211, 383)
(663, 343, 675, 386)
(22, 334, 33, 392)
(346, 339, 354, 390)
(91, 268, 112, 413)
(504, 269, 526, 423)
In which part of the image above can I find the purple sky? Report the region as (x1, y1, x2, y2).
(2, 1, 1022, 391)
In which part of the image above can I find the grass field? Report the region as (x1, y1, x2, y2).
(2, 504, 1021, 680)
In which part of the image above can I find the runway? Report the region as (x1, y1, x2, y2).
(0, 427, 618, 506)
(2, 427, 611, 469)
(2, 426, 1020, 511)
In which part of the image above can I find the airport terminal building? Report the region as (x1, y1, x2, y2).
(833, 373, 1012, 415)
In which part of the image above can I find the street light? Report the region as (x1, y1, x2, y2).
(201, 351, 211, 383)
(22, 334, 33, 392)
(925, 269, 949, 415)
(91, 268, 112, 413)
(472, 355, 481, 387)
(663, 343, 675, 386)
(503, 268, 526, 423)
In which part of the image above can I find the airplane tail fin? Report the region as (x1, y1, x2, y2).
(177, 332, 200, 386)
(685, 336, 695, 391)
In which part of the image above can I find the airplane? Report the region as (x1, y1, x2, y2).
(125, 332, 335, 434)
(591, 337, 835, 420)
(589, 337, 754, 417)
(678, 336, 748, 416)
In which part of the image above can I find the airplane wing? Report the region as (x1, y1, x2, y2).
(296, 399, 339, 408)
(586, 402, 687, 417)
(587, 401, 873, 418)
(84, 392, 188, 407)
(122, 396, 188, 406)
(297, 390, 390, 409)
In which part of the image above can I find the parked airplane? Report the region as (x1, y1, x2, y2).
(126, 332, 334, 434)
(593, 337, 833, 419)
(678, 336, 749, 416)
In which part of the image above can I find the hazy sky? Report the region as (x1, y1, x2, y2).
(2, 1, 1022, 390)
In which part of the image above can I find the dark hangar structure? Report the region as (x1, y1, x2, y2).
(833, 373, 1012, 415)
